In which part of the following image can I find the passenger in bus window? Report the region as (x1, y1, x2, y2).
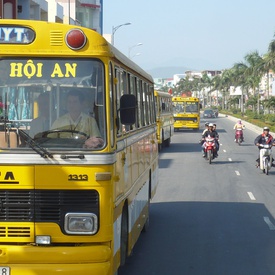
(29, 92, 50, 138)
(51, 89, 103, 148)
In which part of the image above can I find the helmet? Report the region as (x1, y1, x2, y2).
(263, 127, 270, 131)
(205, 122, 209, 126)
(208, 123, 214, 127)
(237, 119, 242, 124)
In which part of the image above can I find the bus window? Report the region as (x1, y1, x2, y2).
(115, 67, 122, 135)
(0, 58, 106, 150)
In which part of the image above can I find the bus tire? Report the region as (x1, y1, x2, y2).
(120, 205, 128, 267)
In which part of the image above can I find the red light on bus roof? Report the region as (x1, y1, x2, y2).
(65, 29, 87, 50)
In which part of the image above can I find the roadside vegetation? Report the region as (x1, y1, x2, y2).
(213, 106, 275, 132)
(164, 33, 275, 132)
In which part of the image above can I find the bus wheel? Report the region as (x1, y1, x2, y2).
(120, 206, 128, 267)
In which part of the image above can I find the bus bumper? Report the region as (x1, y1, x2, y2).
(0, 244, 112, 275)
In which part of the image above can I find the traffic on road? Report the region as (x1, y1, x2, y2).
(119, 114, 275, 275)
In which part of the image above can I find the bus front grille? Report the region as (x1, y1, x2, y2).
(0, 226, 31, 237)
(0, 190, 99, 224)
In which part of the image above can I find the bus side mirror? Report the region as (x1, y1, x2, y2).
(120, 94, 136, 125)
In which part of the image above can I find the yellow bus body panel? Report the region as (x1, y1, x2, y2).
(0, 19, 158, 275)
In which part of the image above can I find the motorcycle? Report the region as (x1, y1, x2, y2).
(259, 144, 273, 175)
(203, 137, 216, 164)
(235, 129, 244, 145)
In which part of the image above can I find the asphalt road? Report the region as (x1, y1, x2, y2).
(119, 115, 275, 275)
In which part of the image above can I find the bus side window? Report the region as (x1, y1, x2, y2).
(162, 102, 165, 111)
(94, 87, 104, 139)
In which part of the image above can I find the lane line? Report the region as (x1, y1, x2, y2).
(235, 171, 240, 176)
(247, 192, 256, 201)
(228, 158, 232, 162)
(223, 149, 226, 152)
(263, 217, 275, 230)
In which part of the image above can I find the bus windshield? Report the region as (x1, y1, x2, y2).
(173, 101, 199, 113)
(0, 58, 105, 151)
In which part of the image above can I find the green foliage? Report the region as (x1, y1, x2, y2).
(264, 114, 275, 122)
(224, 110, 275, 132)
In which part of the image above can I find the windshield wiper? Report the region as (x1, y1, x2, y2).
(18, 129, 53, 158)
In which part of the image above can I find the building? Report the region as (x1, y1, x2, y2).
(0, 0, 103, 33)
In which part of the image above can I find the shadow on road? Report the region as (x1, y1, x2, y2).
(119, 201, 275, 275)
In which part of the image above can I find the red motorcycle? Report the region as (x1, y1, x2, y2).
(203, 137, 216, 164)
(235, 129, 244, 145)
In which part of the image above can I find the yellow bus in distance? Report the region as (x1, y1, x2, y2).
(172, 96, 201, 131)
(154, 90, 174, 151)
(0, 20, 158, 275)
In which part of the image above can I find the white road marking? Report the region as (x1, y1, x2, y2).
(263, 217, 275, 230)
(247, 192, 256, 201)
(223, 149, 226, 152)
(228, 158, 232, 162)
(235, 171, 240, 176)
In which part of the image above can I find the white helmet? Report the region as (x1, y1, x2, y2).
(208, 123, 214, 127)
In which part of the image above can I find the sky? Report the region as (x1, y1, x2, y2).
(103, 0, 275, 73)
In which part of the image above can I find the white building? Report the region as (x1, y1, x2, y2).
(173, 74, 185, 86)
(1, 0, 103, 33)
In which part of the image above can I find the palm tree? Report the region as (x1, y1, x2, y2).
(200, 73, 213, 107)
(233, 51, 263, 114)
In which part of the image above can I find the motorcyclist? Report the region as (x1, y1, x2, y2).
(200, 122, 209, 145)
(254, 126, 275, 168)
(202, 122, 209, 136)
(213, 123, 220, 151)
(201, 123, 219, 158)
(233, 119, 245, 142)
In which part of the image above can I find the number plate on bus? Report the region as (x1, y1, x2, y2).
(0, 267, 10, 275)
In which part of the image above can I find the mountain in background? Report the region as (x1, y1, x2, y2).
(143, 56, 224, 78)
(146, 66, 193, 78)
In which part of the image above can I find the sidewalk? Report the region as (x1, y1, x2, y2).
(222, 114, 275, 137)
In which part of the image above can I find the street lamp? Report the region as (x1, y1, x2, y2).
(128, 43, 143, 58)
(112, 22, 131, 45)
(131, 53, 141, 59)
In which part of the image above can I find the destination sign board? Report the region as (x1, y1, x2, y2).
(0, 26, 35, 44)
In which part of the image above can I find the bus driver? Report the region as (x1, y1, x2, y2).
(51, 89, 103, 148)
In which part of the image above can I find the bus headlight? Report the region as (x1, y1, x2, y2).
(64, 213, 98, 234)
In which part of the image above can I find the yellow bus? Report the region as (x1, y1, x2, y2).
(154, 90, 174, 151)
(172, 96, 201, 131)
(0, 20, 158, 275)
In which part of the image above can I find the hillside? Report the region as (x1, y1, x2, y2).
(146, 66, 193, 78)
